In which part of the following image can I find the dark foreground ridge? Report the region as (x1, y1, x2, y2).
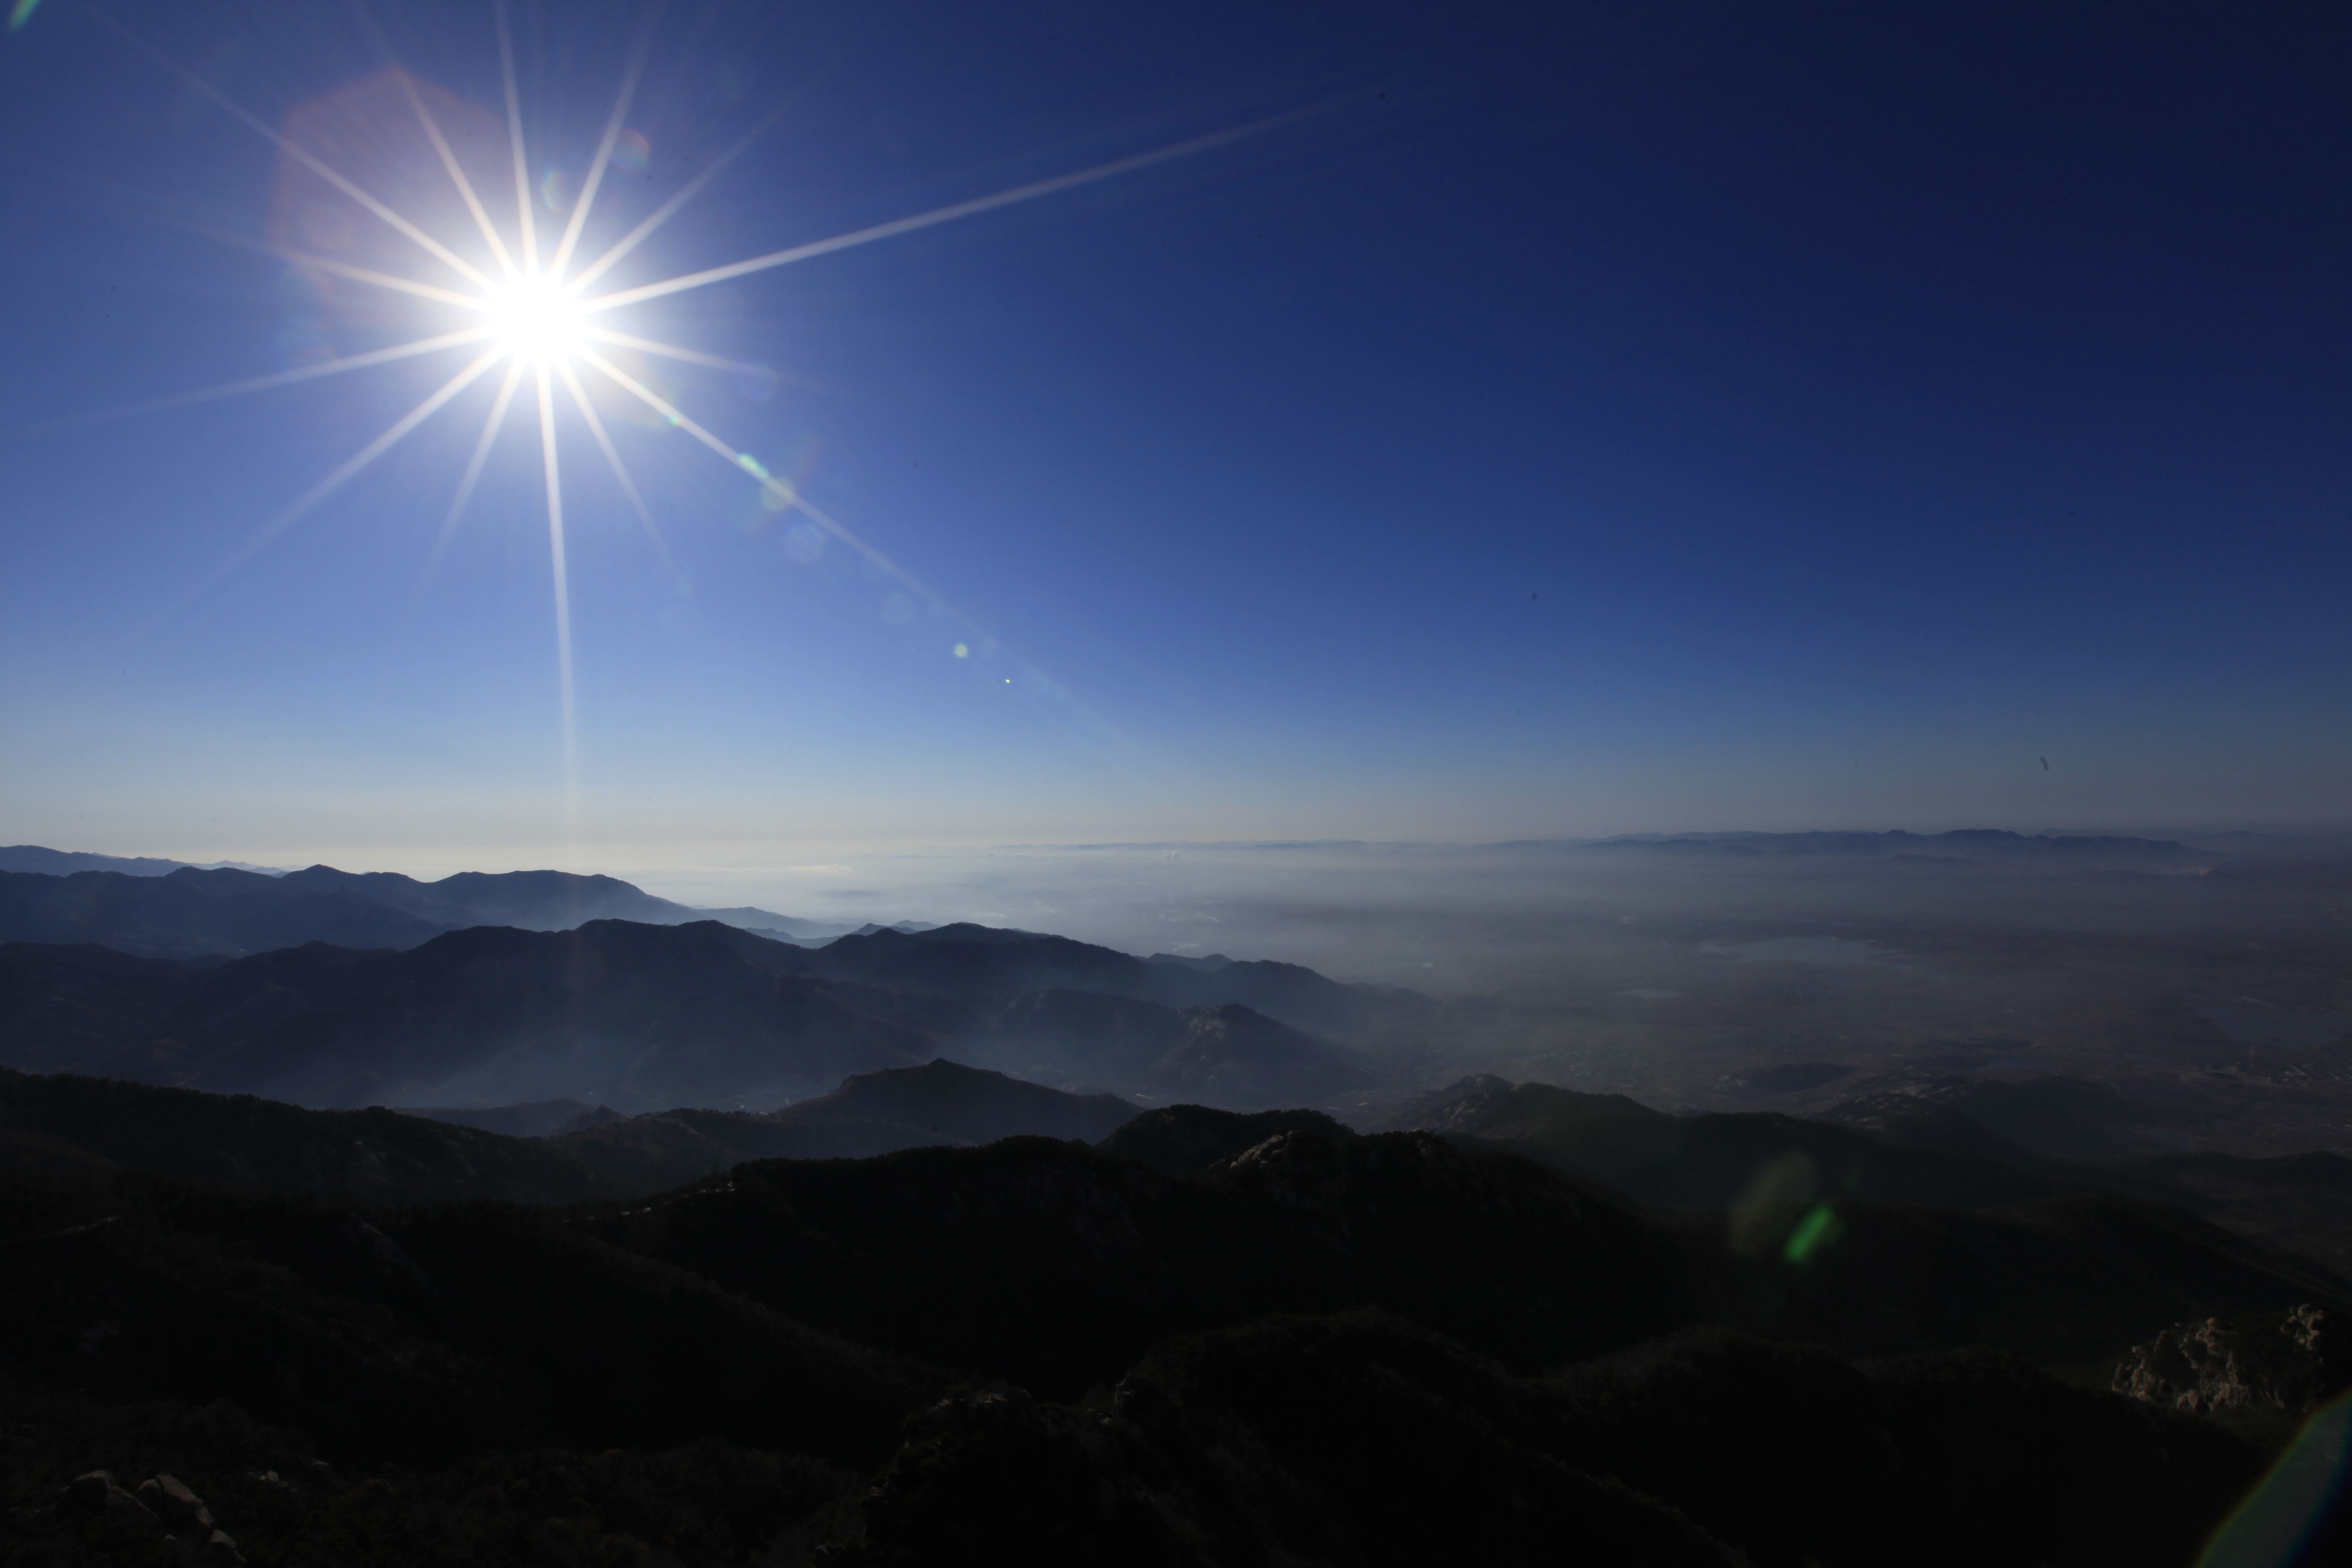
(0, 1060, 1135, 1205)
(6, 1070, 2352, 1563)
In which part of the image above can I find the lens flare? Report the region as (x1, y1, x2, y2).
(39, 7, 1312, 824)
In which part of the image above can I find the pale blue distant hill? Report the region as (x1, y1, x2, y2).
(0, 845, 291, 876)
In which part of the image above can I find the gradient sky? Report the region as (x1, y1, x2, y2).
(1, 0, 2346, 876)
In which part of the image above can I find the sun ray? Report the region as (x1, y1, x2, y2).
(426, 357, 528, 577)
(392, 65, 521, 280)
(182, 346, 505, 609)
(533, 363, 580, 815)
(93, 10, 496, 291)
(6, 327, 491, 440)
(581, 110, 1311, 315)
(558, 363, 681, 579)
(0, 165, 482, 315)
(547, 25, 650, 283)
(580, 346, 952, 618)
(340, 0, 520, 279)
(581, 325, 771, 375)
(268, 246, 492, 310)
(562, 105, 786, 296)
(497, 0, 539, 276)
(579, 347, 1122, 751)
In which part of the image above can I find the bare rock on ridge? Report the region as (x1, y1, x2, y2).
(2113, 1302, 2352, 1418)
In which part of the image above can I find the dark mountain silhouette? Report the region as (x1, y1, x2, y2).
(0, 860, 842, 960)
(2094, 1150, 2352, 1278)
(0, 846, 218, 876)
(835, 1313, 2254, 1568)
(395, 1098, 624, 1138)
(765, 1057, 1135, 1145)
(13, 921, 941, 1109)
(1826, 1072, 2156, 1163)
(1401, 1072, 2352, 1291)
(972, 985, 1193, 1076)
(0, 1153, 945, 1473)
(0, 868, 449, 959)
(275, 864, 835, 936)
(1391, 1074, 2058, 1210)
(0, 1068, 686, 1205)
(588, 1124, 2339, 1394)
(808, 922, 1425, 1039)
(1097, 1103, 1357, 1174)
(586, 1130, 1686, 1395)
(537, 1060, 1140, 1172)
(966, 989, 1377, 1107)
(1, 1065, 2329, 1565)
(0, 941, 210, 1076)
(1150, 1002, 1375, 1104)
(1, 915, 1412, 1109)
(0, 1061, 1144, 1207)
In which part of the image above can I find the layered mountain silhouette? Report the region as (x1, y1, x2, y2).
(392, 1097, 625, 1138)
(534, 1059, 1140, 1176)
(0, 1059, 1136, 1204)
(1395, 1072, 2352, 1290)
(0, 867, 453, 959)
(1390, 1073, 2058, 1210)
(814, 922, 1421, 1038)
(0, 845, 287, 876)
(0, 859, 844, 959)
(0, 916, 1401, 1109)
(0, 921, 944, 1108)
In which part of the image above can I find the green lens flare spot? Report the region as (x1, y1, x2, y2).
(8, 0, 43, 31)
(736, 454, 769, 479)
(1783, 1202, 1844, 1266)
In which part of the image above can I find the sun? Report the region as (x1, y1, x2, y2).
(480, 274, 588, 366)
(62, 5, 1293, 816)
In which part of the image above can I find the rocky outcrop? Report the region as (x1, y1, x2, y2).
(49, 1469, 245, 1563)
(2112, 1303, 2352, 1417)
(55, 1470, 160, 1530)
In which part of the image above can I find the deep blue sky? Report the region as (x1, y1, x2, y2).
(1, 0, 2345, 875)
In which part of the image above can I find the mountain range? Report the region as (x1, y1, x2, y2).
(0, 917, 1394, 1110)
(0, 1057, 1137, 1204)
(0, 845, 291, 876)
(0, 857, 883, 959)
(4, 1054, 2341, 1563)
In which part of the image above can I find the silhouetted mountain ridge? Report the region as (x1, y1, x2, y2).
(0, 859, 848, 959)
(0, 916, 1408, 1109)
(3, 1067, 2333, 1563)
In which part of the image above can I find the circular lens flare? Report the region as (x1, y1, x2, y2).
(483, 275, 586, 363)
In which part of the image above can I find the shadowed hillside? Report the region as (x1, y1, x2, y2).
(0, 918, 1406, 1110)
(1392, 1073, 2061, 1210)
(0, 1061, 1145, 1205)
(1, 1071, 2333, 1565)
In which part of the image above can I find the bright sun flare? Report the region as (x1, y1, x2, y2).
(75, 5, 1284, 809)
(480, 276, 588, 365)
